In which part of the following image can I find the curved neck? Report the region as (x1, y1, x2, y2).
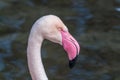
(27, 31, 48, 80)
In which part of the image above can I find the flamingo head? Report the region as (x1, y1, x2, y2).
(40, 15, 80, 68)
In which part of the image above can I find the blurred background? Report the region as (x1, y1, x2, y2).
(0, 0, 120, 80)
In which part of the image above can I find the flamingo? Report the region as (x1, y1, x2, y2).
(27, 15, 80, 80)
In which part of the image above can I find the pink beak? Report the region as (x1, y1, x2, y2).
(60, 30, 80, 68)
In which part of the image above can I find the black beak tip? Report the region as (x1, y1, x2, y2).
(69, 55, 78, 69)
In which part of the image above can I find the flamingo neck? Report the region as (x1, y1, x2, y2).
(27, 32, 48, 80)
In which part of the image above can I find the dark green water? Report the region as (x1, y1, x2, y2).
(0, 0, 120, 80)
